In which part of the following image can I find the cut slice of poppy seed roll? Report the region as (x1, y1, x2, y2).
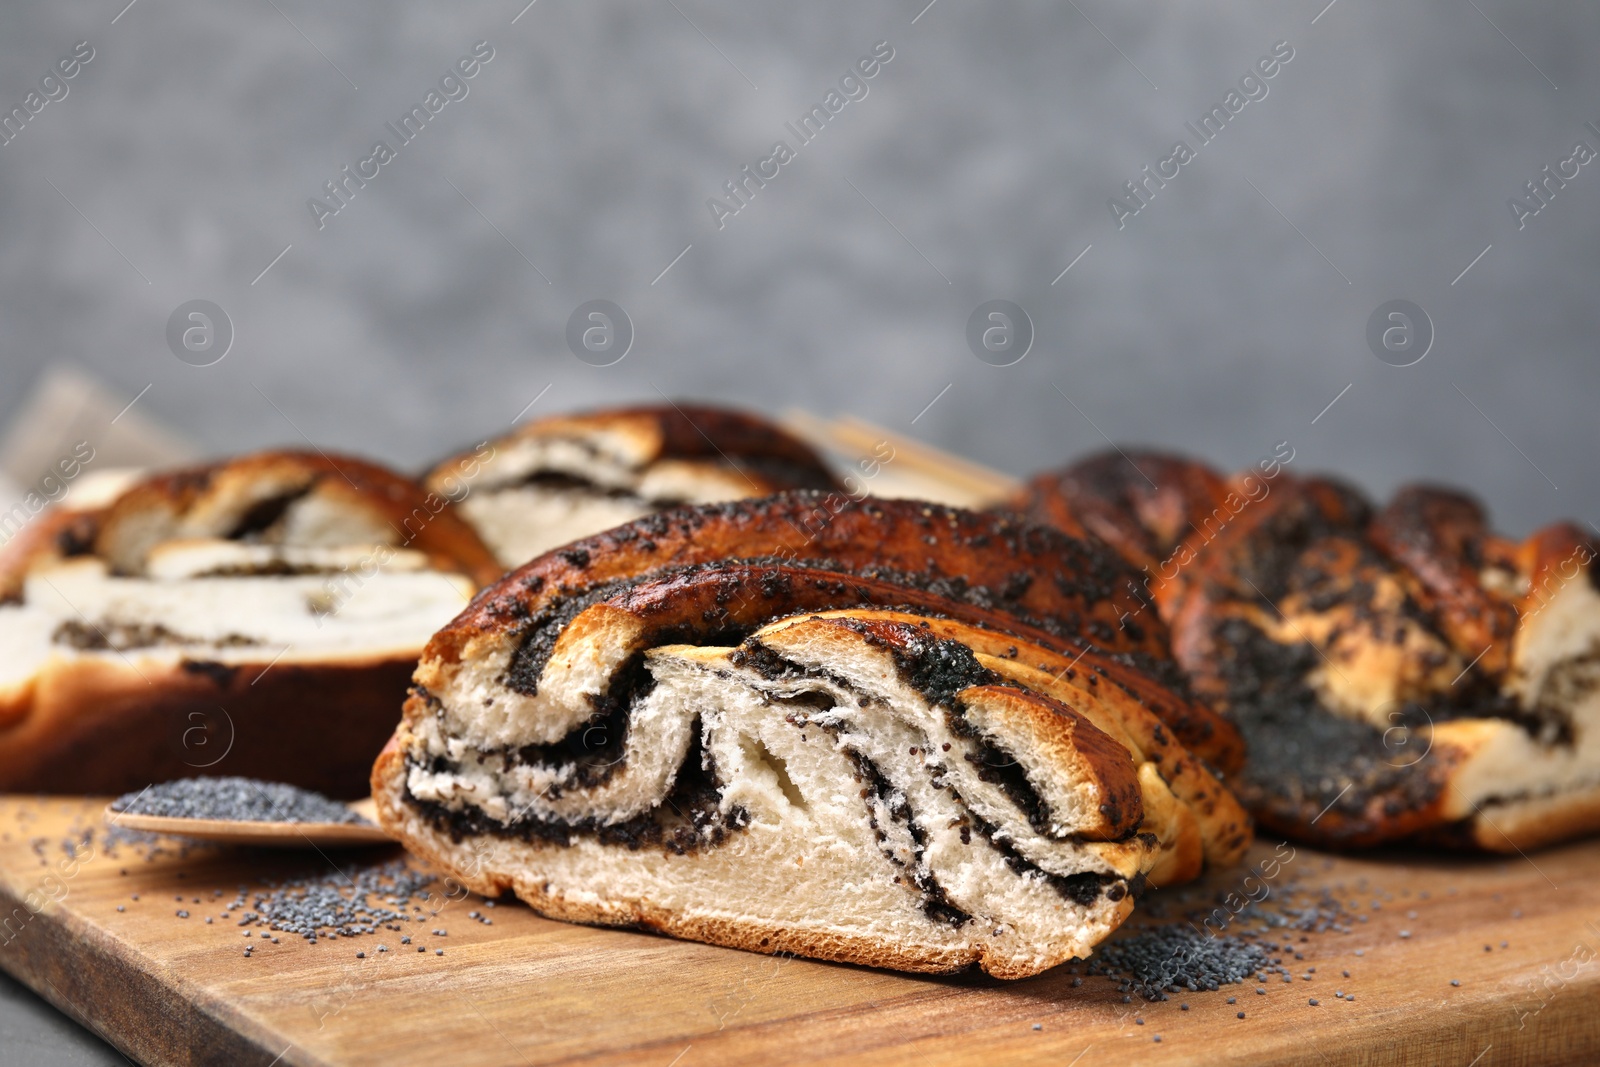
(372, 496, 1251, 977)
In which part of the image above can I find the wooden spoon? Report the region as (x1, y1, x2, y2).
(104, 797, 394, 848)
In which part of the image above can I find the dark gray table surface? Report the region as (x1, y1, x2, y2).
(0, 970, 124, 1066)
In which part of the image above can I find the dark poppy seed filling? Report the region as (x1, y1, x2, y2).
(734, 632, 1068, 843)
(825, 623, 1090, 843)
(846, 750, 971, 927)
(408, 680, 640, 796)
(513, 469, 675, 506)
(964, 810, 1130, 906)
(503, 578, 637, 696)
(51, 620, 262, 652)
(439, 497, 1243, 783)
(54, 513, 99, 558)
(728, 638, 799, 680)
(836, 722, 1116, 917)
(1213, 613, 1584, 844)
(478, 560, 1127, 823)
(515, 654, 651, 794)
(381, 493, 1259, 977)
(227, 484, 317, 540)
(1158, 479, 1586, 840)
(410, 722, 750, 855)
(858, 622, 999, 706)
(504, 457, 833, 501)
(948, 707, 1055, 839)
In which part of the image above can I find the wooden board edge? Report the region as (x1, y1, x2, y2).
(0, 877, 306, 1067)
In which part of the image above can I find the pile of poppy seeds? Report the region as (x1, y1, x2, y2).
(1084, 925, 1278, 1000)
(1076, 879, 1359, 1001)
(228, 859, 452, 944)
(109, 778, 369, 825)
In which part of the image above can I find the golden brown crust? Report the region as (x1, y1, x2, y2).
(968, 662, 1250, 870)
(1457, 789, 1600, 853)
(429, 493, 1242, 771)
(443, 492, 1156, 655)
(1, 653, 413, 797)
(960, 683, 1144, 839)
(1515, 521, 1598, 622)
(0, 450, 499, 796)
(1369, 486, 1520, 677)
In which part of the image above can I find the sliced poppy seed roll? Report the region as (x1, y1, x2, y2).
(372, 495, 1250, 978)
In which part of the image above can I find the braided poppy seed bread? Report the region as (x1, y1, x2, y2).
(1013, 450, 1600, 852)
(372, 495, 1251, 978)
(0, 450, 500, 796)
(426, 404, 841, 570)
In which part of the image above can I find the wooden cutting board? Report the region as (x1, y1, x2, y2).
(2, 797, 1597, 1067)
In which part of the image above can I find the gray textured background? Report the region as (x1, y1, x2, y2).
(1, 1, 1596, 1062)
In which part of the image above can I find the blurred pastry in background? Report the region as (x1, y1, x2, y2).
(426, 404, 840, 569)
(0, 450, 499, 797)
(1013, 449, 1600, 852)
